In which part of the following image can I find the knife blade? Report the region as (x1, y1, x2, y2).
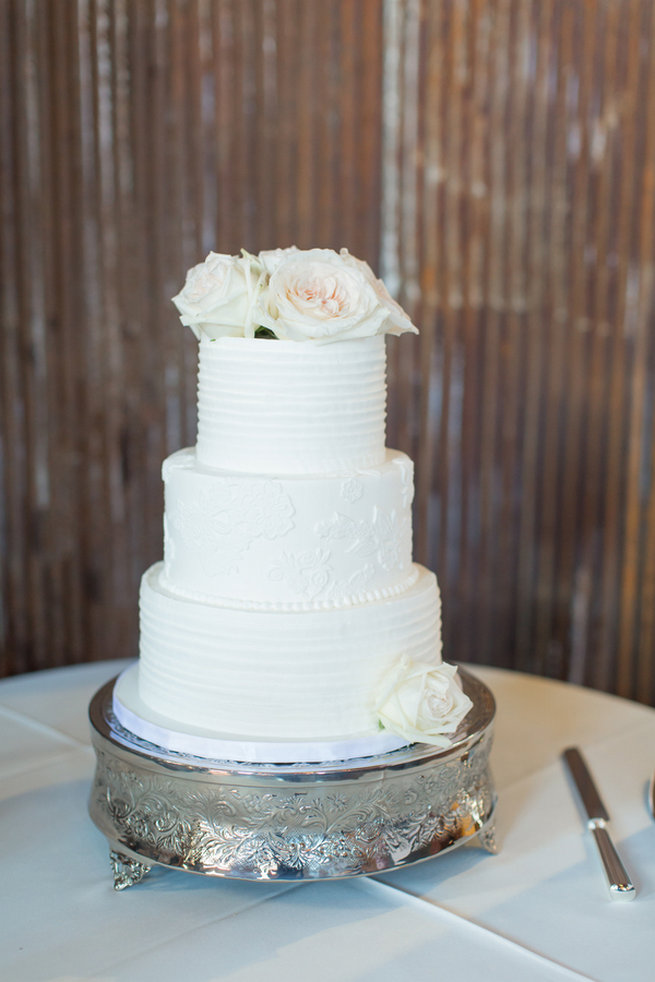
(562, 747, 635, 900)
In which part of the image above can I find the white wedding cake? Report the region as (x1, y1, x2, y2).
(114, 247, 471, 762)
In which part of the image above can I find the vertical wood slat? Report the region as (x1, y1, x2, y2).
(0, 0, 24, 677)
(1, 0, 655, 706)
(619, 0, 655, 701)
(515, 0, 552, 676)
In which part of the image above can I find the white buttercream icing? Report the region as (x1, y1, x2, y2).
(196, 335, 387, 474)
(135, 296, 453, 755)
(161, 447, 414, 607)
(114, 663, 410, 763)
(138, 563, 442, 741)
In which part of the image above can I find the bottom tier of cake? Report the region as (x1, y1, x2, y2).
(137, 561, 442, 742)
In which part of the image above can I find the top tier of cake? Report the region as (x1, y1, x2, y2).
(196, 334, 387, 475)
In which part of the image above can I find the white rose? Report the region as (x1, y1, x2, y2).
(172, 252, 262, 339)
(253, 247, 418, 342)
(338, 248, 417, 337)
(375, 658, 472, 747)
(258, 245, 300, 275)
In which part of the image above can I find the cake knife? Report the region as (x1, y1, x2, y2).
(562, 747, 635, 900)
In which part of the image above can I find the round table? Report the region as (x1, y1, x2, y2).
(1, 659, 654, 981)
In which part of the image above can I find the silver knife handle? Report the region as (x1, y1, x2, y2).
(590, 823, 635, 900)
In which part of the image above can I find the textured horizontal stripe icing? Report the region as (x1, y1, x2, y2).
(196, 335, 387, 474)
(161, 447, 415, 607)
(114, 664, 410, 763)
(138, 562, 442, 740)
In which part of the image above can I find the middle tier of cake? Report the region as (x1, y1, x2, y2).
(162, 447, 416, 608)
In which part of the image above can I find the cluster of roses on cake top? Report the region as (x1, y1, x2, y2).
(171, 245, 473, 748)
(172, 245, 416, 343)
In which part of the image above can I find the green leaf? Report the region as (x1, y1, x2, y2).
(254, 326, 278, 340)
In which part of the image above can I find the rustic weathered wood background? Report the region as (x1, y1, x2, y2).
(2, 0, 655, 703)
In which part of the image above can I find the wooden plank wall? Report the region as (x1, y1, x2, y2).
(1, 0, 654, 703)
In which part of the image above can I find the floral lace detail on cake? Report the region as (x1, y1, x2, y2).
(241, 481, 296, 538)
(166, 480, 295, 574)
(391, 456, 414, 509)
(340, 477, 364, 504)
(343, 562, 377, 594)
(268, 548, 333, 601)
(315, 507, 410, 574)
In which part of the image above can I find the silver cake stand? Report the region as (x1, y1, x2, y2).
(88, 668, 497, 889)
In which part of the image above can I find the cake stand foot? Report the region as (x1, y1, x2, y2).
(477, 820, 498, 855)
(110, 850, 152, 890)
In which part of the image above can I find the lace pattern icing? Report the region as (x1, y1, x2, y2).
(162, 449, 414, 606)
(315, 507, 411, 574)
(392, 454, 415, 508)
(165, 479, 295, 576)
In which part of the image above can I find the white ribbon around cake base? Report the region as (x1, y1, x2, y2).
(112, 663, 410, 764)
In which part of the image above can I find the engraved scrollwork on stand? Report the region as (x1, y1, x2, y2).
(88, 669, 497, 886)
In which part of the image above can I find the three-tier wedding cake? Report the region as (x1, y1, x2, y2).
(113, 247, 471, 763)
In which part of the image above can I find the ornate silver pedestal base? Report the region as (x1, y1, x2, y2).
(88, 668, 496, 888)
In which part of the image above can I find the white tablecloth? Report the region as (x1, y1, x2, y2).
(1, 660, 654, 982)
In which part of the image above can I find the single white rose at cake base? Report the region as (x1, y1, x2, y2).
(172, 252, 261, 339)
(375, 657, 472, 747)
(254, 248, 419, 342)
